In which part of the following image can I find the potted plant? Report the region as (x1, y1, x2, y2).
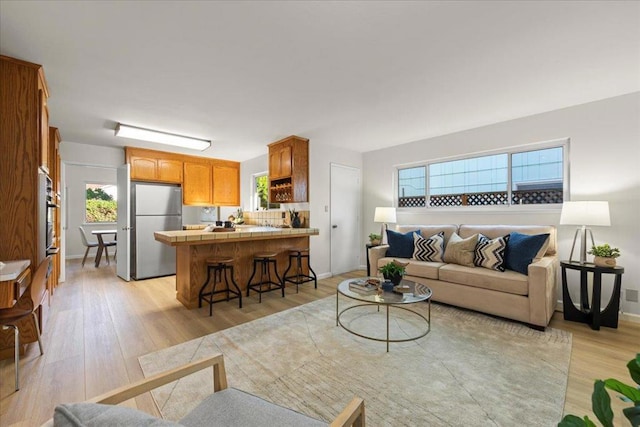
(379, 260, 407, 286)
(368, 233, 382, 246)
(588, 244, 621, 267)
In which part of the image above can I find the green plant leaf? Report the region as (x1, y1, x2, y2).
(628, 354, 640, 386)
(557, 414, 589, 427)
(622, 404, 640, 426)
(605, 378, 640, 403)
(593, 380, 614, 427)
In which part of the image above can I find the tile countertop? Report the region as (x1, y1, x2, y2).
(0, 259, 31, 281)
(155, 227, 319, 245)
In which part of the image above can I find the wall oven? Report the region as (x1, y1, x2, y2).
(38, 171, 58, 262)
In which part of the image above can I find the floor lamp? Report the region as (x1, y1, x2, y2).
(374, 207, 397, 245)
(560, 201, 610, 265)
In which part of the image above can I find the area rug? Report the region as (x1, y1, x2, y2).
(138, 296, 571, 426)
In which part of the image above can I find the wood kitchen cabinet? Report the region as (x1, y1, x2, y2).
(269, 144, 292, 179)
(126, 147, 240, 206)
(212, 161, 240, 206)
(125, 147, 183, 183)
(0, 55, 53, 358)
(183, 160, 213, 205)
(268, 135, 309, 203)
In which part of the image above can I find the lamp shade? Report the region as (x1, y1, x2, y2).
(374, 207, 397, 223)
(560, 201, 610, 226)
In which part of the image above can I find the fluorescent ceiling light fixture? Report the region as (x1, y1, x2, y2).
(115, 123, 211, 151)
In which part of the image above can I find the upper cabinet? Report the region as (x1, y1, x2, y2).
(268, 136, 309, 203)
(126, 147, 240, 206)
(125, 147, 183, 183)
(212, 160, 240, 206)
(183, 160, 213, 206)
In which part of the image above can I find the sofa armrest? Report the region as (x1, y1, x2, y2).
(368, 245, 389, 275)
(527, 256, 558, 327)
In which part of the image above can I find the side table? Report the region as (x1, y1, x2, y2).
(365, 243, 379, 276)
(560, 260, 624, 330)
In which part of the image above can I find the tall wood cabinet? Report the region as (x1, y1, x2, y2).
(0, 55, 56, 356)
(268, 136, 309, 203)
(1, 55, 50, 269)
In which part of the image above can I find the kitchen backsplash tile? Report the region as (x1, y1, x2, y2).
(244, 210, 310, 228)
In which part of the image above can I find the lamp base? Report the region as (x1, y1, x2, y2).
(568, 226, 596, 265)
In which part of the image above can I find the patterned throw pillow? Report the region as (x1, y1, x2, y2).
(413, 232, 445, 262)
(474, 234, 510, 271)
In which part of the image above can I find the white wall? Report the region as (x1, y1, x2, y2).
(64, 163, 118, 257)
(239, 144, 363, 278)
(363, 92, 640, 315)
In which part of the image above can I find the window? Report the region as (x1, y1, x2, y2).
(254, 174, 269, 210)
(397, 141, 566, 208)
(85, 183, 117, 223)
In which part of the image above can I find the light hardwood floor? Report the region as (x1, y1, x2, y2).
(1, 260, 638, 426)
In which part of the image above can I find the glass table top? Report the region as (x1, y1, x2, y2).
(337, 278, 432, 304)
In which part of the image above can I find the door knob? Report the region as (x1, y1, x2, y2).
(332, 225, 338, 228)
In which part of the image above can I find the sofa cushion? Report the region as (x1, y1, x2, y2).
(180, 388, 325, 427)
(404, 259, 443, 280)
(386, 229, 419, 258)
(413, 232, 444, 262)
(439, 264, 529, 296)
(505, 232, 550, 275)
(53, 403, 180, 427)
(397, 225, 459, 247)
(443, 233, 478, 267)
(474, 234, 510, 272)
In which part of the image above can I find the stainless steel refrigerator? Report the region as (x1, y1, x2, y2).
(131, 182, 182, 280)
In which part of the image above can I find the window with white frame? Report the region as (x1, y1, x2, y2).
(397, 142, 566, 208)
(85, 183, 117, 223)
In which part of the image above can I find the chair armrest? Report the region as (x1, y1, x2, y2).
(330, 397, 366, 427)
(527, 256, 558, 327)
(88, 354, 228, 405)
(368, 245, 389, 275)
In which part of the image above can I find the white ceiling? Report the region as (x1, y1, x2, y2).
(1, 1, 639, 162)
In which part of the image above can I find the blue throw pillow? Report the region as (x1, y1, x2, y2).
(505, 232, 550, 275)
(386, 229, 419, 258)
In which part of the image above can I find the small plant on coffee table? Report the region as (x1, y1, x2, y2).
(379, 260, 406, 286)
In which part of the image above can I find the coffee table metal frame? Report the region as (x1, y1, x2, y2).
(336, 278, 431, 352)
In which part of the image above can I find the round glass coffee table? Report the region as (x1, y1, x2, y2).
(336, 278, 431, 352)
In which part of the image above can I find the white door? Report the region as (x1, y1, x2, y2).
(330, 163, 361, 275)
(116, 164, 131, 281)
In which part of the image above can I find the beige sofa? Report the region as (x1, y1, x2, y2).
(369, 224, 558, 329)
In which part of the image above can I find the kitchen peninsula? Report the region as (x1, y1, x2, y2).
(155, 226, 319, 308)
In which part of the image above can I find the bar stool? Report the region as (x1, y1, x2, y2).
(198, 257, 242, 316)
(246, 252, 284, 303)
(283, 248, 317, 292)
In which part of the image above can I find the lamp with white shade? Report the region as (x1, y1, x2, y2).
(559, 201, 610, 265)
(374, 207, 397, 245)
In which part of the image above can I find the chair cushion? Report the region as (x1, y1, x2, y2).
(53, 403, 180, 426)
(180, 388, 326, 427)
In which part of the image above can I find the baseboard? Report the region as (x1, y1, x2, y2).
(621, 312, 640, 324)
(554, 300, 640, 324)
